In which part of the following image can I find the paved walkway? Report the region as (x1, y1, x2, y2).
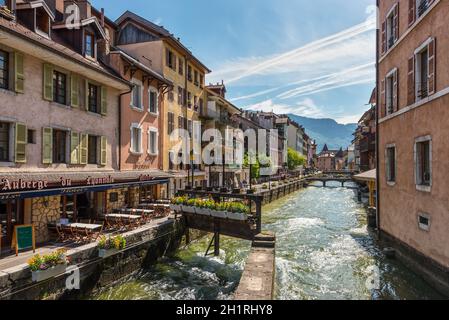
(0, 216, 172, 272)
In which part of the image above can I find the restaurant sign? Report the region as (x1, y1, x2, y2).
(1, 176, 115, 193)
(0, 177, 73, 192)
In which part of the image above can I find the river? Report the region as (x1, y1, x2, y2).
(92, 182, 443, 300)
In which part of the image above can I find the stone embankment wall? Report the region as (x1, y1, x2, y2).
(0, 218, 186, 300)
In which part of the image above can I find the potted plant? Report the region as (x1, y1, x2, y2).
(28, 249, 69, 282)
(211, 202, 228, 219)
(98, 235, 126, 258)
(226, 202, 250, 221)
(170, 196, 186, 212)
(182, 198, 197, 214)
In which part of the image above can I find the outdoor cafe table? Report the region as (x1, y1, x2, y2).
(105, 214, 142, 220)
(66, 223, 103, 231)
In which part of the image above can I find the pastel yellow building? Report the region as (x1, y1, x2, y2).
(115, 11, 211, 195)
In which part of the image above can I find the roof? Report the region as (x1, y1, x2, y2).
(0, 17, 130, 89)
(353, 169, 376, 182)
(16, 0, 55, 21)
(110, 47, 173, 86)
(115, 11, 211, 73)
(206, 87, 241, 114)
(53, 16, 107, 40)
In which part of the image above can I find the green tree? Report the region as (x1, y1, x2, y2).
(244, 152, 261, 179)
(287, 148, 306, 170)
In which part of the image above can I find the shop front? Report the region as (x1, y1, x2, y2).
(0, 171, 171, 248)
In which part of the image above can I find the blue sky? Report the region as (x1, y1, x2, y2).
(92, 0, 376, 124)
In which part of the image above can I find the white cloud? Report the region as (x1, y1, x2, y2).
(245, 98, 325, 118)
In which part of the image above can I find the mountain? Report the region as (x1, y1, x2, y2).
(287, 114, 357, 151)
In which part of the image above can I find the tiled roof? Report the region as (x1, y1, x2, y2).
(115, 10, 211, 73)
(0, 17, 130, 86)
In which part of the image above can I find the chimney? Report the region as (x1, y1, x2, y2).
(64, 0, 91, 21)
(100, 8, 105, 28)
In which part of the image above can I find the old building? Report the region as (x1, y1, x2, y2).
(0, 0, 135, 244)
(114, 11, 211, 196)
(202, 82, 243, 189)
(353, 90, 376, 172)
(377, 0, 449, 293)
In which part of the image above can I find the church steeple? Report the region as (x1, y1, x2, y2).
(322, 144, 329, 152)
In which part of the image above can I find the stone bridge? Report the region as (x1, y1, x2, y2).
(305, 173, 355, 187)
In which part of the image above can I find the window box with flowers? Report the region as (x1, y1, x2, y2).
(28, 249, 69, 283)
(98, 235, 126, 258)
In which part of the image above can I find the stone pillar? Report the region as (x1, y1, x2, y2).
(32, 196, 61, 243)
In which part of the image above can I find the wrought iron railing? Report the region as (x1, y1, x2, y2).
(417, 81, 428, 99)
(418, 0, 430, 17)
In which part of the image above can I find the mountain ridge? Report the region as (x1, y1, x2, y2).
(287, 114, 356, 151)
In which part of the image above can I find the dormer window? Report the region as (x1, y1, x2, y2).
(35, 6, 50, 37)
(85, 32, 96, 59)
(0, 0, 13, 13)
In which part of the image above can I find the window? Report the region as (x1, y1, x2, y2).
(385, 70, 397, 115)
(417, 0, 431, 18)
(386, 5, 398, 50)
(386, 145, 396, 183)
(27, 129, 36, 144)
(199, 74, 204, 88)
(167, 112, 174, 135)
(35, 7, 50, 36)
(418, 213, 430, 231)
(130, 124, 142, 154)
(88, 83, 99, 113)
(178, 116, 183, 129)
(52, 129, 67, 164)
(0, 121, 9, 162)
(187, 65, 192, 82)
(131, 80, 143, 110)
(88, 135, 98, 164)
(178, 58, 184, 75)
(193, 96, 198, 111)
(194, 70, 199, 86)
(148, 128, 158, 155)
(416, 47, 428, 100)
(0, 49, 8, 90)
(149, 87, 158, 114)
(187, 91, 192, 108)
(85, 32, 95, 58)
(53, 70, 67, 105)
(415, 137, 431, 189)
(177, 86, 183, 105)
(166, 49, 176, 70)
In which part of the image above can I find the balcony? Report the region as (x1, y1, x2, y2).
(359, 133, 375, 153)
(417, 0, 430, 18)
(417, 81, 428, 100)
(388, 36, 395, 49)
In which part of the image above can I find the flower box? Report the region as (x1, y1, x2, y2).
(170, 204, 182, 212)
(196, 208, 211, 216)
(31, 264, 67, 283)
(98, 248, 119, 258)
(226, 212, 248, 221)
(182, 205, 196, 214)
(210, 210, 227, 219)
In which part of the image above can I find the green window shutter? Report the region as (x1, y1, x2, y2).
(43, 63, 53, 101)
(42, 127, 53, 164)
(71, 74, 79, 108)
(84, 80, 89, 111)
(70, 132, 80, 164)
(14, 52, 25, 93)
(80, 133, 88, 165)
(100, 136, 107, 166)
(15, 123, 27, 163)
(101, 86, 107, 115)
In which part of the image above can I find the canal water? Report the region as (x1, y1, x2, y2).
(92, 182, 442, 300)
